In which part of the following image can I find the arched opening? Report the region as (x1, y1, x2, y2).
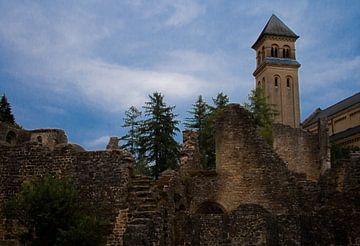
(271, 44, 278, 57)
(196, 201, 225, 214)
(5, 131, 16, 145)
(257, 51, 261, 65)
(274, 76, 279, 87)
(37, 135, 43, 143)
(283, 45, 291, 58)
(261, 46, 265, 60)
(286, 77, 291, 88)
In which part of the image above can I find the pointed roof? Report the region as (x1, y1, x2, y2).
(252, 14, 299, 49)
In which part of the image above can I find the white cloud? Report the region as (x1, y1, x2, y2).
(87, 135, 110, 149)
(0, 1, 234, 112)
(165, 0, 205, 27)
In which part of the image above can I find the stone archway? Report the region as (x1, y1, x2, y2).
(195, 201, 225, 214)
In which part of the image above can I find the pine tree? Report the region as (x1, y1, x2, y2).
(202, 92, 230, 168)
(121, 106, 142, 156)
(141, 92, 180, 179)
(244, 87, 277, 145)
(184, 95, 208, 131)
(185, 93, 230, 169)
(211, 92, 229, 109)
(0, 94, 16, 125)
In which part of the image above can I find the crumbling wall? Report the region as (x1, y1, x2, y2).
(0, 142, 133, 245)
(215, 104, 300, 214)
(29, 129, 68, 149)
(272, 123, 320, 181)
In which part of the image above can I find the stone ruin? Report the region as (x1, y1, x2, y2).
(0, 104, 360, 245)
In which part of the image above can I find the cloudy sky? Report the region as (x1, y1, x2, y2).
(1, 0, 360, 149)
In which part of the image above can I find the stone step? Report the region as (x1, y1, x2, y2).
(129, 217, 153, 224)
(130, 190, 153, 197)
(131, 210, 159, 218)
(137, 204, 157, 211)
(129, 184, 150, 192)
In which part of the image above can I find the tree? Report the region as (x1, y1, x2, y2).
(2, 175, 107, 246)
(244, 87, 277, 145)
(141, 92, 180, 179)
(184, 95, 208, 131)
(0, 94, 16, 125)
(185, 93, 230, 169)
(121, 106, 142, 156)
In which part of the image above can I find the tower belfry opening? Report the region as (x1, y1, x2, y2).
(252, 14, 301, 128)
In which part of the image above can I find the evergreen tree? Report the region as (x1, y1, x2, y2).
(244, 87, 277, 145)
(202, 92, 230, 168)
(185, 93, 229, 169)
(141, 92, 180, 179)
(121, 106, 142, 156)
(184, 95, 208, 130)
(0, 94, 16, 125)
(211, 92, 229, 109)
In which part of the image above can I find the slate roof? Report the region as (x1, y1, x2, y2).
(302, 92, 360, 127)
(252, 14, 299, 49)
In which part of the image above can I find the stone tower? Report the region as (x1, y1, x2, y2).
(252, 14, 301, 128)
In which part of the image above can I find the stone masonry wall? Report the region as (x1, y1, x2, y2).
(215, 104, 300, 214)
(272, 123, 320, 181)
(0, 142, 133, 245)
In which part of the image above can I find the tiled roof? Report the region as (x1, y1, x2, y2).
(303, 92, 360, 127)
(252, 14, 299, 49)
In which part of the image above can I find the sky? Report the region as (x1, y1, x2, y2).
(1, 0, 360, 150)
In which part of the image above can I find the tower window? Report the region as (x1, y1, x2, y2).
(283, 45, 291, 58)
(262, 46, 265, 61)
(287, 78, 291, 87)
(274, 77, 279, 87)
(257, 51, 261, 65)
(271, 45, 278, 57)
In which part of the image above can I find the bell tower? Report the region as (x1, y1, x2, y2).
(252, 14, 301, 128)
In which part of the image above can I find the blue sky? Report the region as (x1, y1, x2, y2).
(1, 0, 360, 150)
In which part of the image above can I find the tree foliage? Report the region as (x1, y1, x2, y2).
(141, 92, 180, 179)
(244, 87, 277, 145)
(120, 106, 142, 156)
(2, 175, 107, 246)
(0, 94, 16, 125)
(185, 93, 229, 169)
(331, 144, 360, 163)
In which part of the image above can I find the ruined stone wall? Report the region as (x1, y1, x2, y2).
(272, 123, 320, 181)
(29, 129, 68, 149)
(0, 142, 133, 245)
(215, 104, 300, 214)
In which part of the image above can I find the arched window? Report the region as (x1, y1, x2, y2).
(283, 45, 291, 58)
(271, 44, 278, 57)
(262, 46, 265, 60)
(257, 51, 261, 65)
(258, 81, 261, 86)
(274, 77, 279, 87)
(286, 77, 291, 88)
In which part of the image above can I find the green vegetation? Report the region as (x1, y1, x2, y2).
(185, 92, 229, 169)
(2, 175, 107, 246)
(331, 143, 360, 163)
(0, 94, 18, 127)
(121, 92, 180, 179)
(244, 87, 277, 145)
